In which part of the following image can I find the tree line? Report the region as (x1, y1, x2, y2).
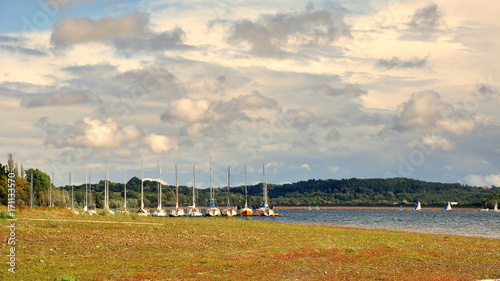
(1, 155, 498, 209)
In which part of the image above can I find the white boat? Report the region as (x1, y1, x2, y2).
(170, 165, 185, 217)
(206, 158, 221, 217)
(494, 202, 498, 212)
(222, 165, 237, 217)
(153, 159, 167, 217)
(414, 201, 421, 211)
(239, 164, 253, 216)
(187, 165, 203, 217)
(256, 164, 276, 216)
(137, 158, 149, 216)
(81, 161, 96, 215)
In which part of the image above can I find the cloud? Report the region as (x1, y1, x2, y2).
(391, 90, 475, 135)
(316, 84, 367, 97)
(161, 98, 211, 123)
(0, 35, 47, 56)
(145, 134, 178, 153)
(464, 173, 500, 187)
(234, 91, 278, 110)
(282, 109, 315, 130)
(400, 4, 446, 41)
(376, 56, 428, 70)
(226, 3, 350, 56)
(51, 12, 187, 53)
(39, 117, 141, 148)
(421, 135, 454, 151)
(407, 4, 443, 30)
(327, 165, 340, 173)
(21, 90, 92, 108)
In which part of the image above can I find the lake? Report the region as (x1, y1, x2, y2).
(247, 209, 500, 239)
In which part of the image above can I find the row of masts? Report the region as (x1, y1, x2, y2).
(65, 158, 277, 217)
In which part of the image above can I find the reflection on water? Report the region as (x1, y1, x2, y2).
(249, 209, 500, 239)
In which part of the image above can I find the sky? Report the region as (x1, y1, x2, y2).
(1, 0, 499, 188)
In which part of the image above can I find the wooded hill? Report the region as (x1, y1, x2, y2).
(2, 162, 498, 208)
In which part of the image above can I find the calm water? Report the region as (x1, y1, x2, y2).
(248, 209, 500, 239)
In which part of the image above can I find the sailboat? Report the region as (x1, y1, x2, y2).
(444, 202, 452, 211)
(103, 162, 115, 215)
(170, 165, 185, 217)
(187, 165, 203, 217)
(69, 171, 79, 215)
(81, 161, 95, 215)
(256, 164, 276, 216)
(493, 202, 498, 212)
(414, 201, 422, 211)
(316, 205, 320, 210)
(307, 204, 312, 210)
(137, 158, 149, 216)
(222, 165, 237, 216)
(239, 164, 253, 216)
(153, 159, 167, 217)
(206, 158, 221, 217)
(88, 170, 97, 215)
(122, 161, 129, 214)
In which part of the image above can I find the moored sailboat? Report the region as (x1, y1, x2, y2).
(222, 165, 237, 216)
(206, 158, 221, 217)
(444, 202, 452, 211)
(256, 164, 276, 216)
(187, 165, 203, 217)
(239, 164, 253, 216)
(170, 165, 185, 217)
(153, 159, 167, 217)
(137, 158, 149, 216)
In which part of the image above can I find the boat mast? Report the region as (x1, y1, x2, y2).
(244, 163, 248, 209)
(157, 158, 162, 210)
(123, 161, 127, 210)
(227, 165, 231, 207)
(70, 171, 74, 209)
(263, 164, 268, 207)
(209, 157, 213, 207)
(85, 160, 88, 209)
(175, 164, 179, 209)
(192, 165, 196, 208)
(140, 158, 144, 210)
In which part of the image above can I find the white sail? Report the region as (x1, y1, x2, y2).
(414, 201, 421, 211)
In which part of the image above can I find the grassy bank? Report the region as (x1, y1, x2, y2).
(1, 207, 499, 280)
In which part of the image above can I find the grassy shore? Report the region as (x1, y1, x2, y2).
(1, 207, 499, 281)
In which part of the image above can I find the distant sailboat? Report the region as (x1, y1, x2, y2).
(206, 158, 221, 217)
(187, 165, 203, 217)
(153, 159, 167, 217)
(239, 164, 253, 216)
(222, 165, 237, 217)
(69, 171, 79, 215)
(81, 161, 95, 215)
(137, 158, 149, 216)
(444, 202, 452, 211)
(316, 205, 320, 210)
(256, 164, 276, 216)
(307, 205, 312, 210)
(170, 165, 185, 217)
(493, 202, 498, 212)
(122, 161, 129, 214)
(414, 201, 421, 211)
(103, 162, 115, 215)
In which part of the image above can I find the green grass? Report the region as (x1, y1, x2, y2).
(0, 207, 499, 280)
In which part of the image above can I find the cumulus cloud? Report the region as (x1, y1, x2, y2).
(234, 91, 278, 110)
(391, 90, 475, 135)
(316, 84, 367, 97)
(21, 90, 92, 108)
(226, 3, 350, 56)
(39, 117, 141, 148)
(376, 56, 428, 70)
(145, 134, 178, 153)
(51, 12, 186, 53)
(161, 98, 211, 123)
(464, 173, 500, 187)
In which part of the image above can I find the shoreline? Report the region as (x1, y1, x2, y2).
(274, 205, 482, 211)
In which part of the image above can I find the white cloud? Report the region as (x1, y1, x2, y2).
(421, 135, 454, 151)
(161, 98, 211, 123)
(464, 173, 500, 187)
(145, 134, 177, 153)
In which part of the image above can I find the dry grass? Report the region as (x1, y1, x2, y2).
(0, 207, 499, 280)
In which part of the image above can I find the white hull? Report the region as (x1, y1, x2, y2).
(170, 209, 185, 217)
(153, 209, 167, 217)
(222, 208, 237, 216)
(257, 207, 275, 216)
(137, 209, 149, 216)
(187, 207, 203, 217)
(206, 207, 221, 217)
